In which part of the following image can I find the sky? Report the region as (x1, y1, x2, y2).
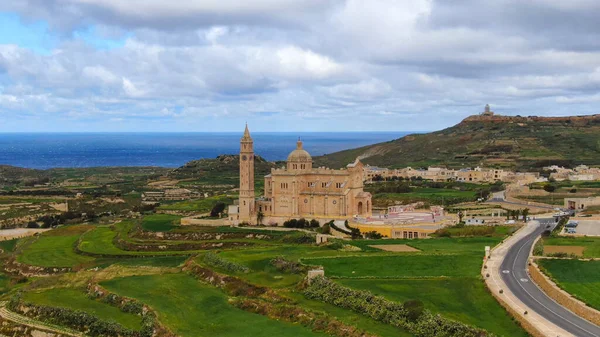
(0, 1, 599, 132)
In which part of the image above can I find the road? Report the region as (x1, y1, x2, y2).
(500, 218, 600, 337)
(487, 190, 556, 210)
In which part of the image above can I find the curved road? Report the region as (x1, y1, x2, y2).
(501, 219, 600, 337)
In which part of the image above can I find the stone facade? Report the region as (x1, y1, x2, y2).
(230, 126, 372, 224)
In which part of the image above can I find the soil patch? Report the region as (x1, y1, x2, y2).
(544, 245, 585, 256)
(368, 244, 420, 252)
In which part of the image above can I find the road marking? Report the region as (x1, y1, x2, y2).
(509, 227, 600, 337)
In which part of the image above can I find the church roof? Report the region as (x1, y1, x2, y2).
(287, 139, 312, 162)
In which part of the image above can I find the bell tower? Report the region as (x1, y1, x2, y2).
(239, 124, 255, 221)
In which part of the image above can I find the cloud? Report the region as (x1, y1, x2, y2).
(1, 1, 600, 132)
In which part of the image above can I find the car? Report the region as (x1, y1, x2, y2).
(566, 228, 577, 234)
(565, 221, 578, 228)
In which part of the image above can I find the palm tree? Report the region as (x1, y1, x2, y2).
(256, 211, 264, 226)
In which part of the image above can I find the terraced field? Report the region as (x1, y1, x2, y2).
(1, 216, 527, 337)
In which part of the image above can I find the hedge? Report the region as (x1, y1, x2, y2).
(303, 276, 494, 337)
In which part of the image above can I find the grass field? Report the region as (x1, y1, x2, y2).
(339, 278, 528, 337)
(305, 254, 481, 278)
(372, 188, 477, 207)
(78, 227, 130, 255)
(348, 236, 502, 253)
(23, 287, 142, 330)
(540, 236, 600, 258)
(0, 239, 18, 253)
(102, 274, 326, 337)
(141, 214, 182, 232)
(215, 245, 343, 288)
(17, 235, 95, 268)
(538, 259, 600, 311)
(157, 195, 234, 212)
(78, 226, 198, 257)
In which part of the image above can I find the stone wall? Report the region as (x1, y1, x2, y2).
(529, 260, 600, 326)
(180, 217, 226, 226)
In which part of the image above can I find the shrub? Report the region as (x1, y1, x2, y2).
(303, 277, 492, 337)
(210, 202, 226, 217)
(403, 299, 425, 322)
(203, 252, 249, 273)
(543, 184, 556, 192)
(364, 231, 383, 239)
(270, 256, 307, 274)
(281, 232, 314, 244)
(283, 218, 317, 228)
(316, 222, 331, 234)
(533, 241, 544, 256)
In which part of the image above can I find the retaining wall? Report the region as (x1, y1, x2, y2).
(529, 260, 600, 326)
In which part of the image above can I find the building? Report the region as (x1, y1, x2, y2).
(482, 104, 494, 116)
(229, 125, 372, 224)
(565, 196, 600, 210)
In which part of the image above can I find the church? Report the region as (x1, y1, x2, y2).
(229, 125, 372, 225)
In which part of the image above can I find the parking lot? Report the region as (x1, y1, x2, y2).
(567, 220, 600, 236)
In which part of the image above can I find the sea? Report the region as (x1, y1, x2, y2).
(0, 132, 410, 169)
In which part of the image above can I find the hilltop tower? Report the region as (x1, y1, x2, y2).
(239, 124, 255, 222)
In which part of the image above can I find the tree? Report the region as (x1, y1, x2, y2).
(256, 211, 264, 225)
(210, 202, 226, 217)
(543, 184, 556, 193)
(457, 211, 464, 223)
(522, 208, 530, 221)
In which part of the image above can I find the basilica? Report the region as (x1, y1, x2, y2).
(229, 125, 372, 225)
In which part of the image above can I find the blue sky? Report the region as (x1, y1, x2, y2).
(0, 1, 599, 132)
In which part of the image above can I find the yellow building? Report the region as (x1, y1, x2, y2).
(230, 125, 372, 224)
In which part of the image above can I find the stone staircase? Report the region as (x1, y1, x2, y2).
(0, 301, 84, 337)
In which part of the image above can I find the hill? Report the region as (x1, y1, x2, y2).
(170, 154, 277, 181)
(315, 114, 600, 170)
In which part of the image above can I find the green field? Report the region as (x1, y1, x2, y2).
(540, 236, 600, 258)
(538, 259, 600, 310)
(17, 235, 95, 268)
(101, 274, 326, 337)
(157, 195, 234, 212)
(339, 278, 528, 337)
(348, 236, 502, 253)
(23, 287, 142, 330)
(141, 214, 182, 232)
(372, 188, 477, 207)
(78, 226, 197, 257)
(305, 254, 481, 278)
(78, 226, 130, 255)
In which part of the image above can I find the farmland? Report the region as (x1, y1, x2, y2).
(538, 259, 600, 311)
(0, 214, 527, 337)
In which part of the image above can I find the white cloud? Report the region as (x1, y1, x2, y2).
(1, 1, 600, 131)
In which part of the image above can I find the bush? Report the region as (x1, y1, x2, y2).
(403, 299, 424, 322)
(316, 222, 331, 234)
(543, 184, 556, 193)
(283, 218, 318, 228)
(270, 256, 307, 274)
(26, 221, 39, 228)
(203, 252, 249, 273)
(210, 202, 226, 217)
(303, 277, 491, 337)
(364, 231, 383, 239)
(281, 232, 314, 244)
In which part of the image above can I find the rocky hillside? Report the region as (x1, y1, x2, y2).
(315, 114, 600, 170)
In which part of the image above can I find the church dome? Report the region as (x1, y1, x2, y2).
(287, 140, 312, 162)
